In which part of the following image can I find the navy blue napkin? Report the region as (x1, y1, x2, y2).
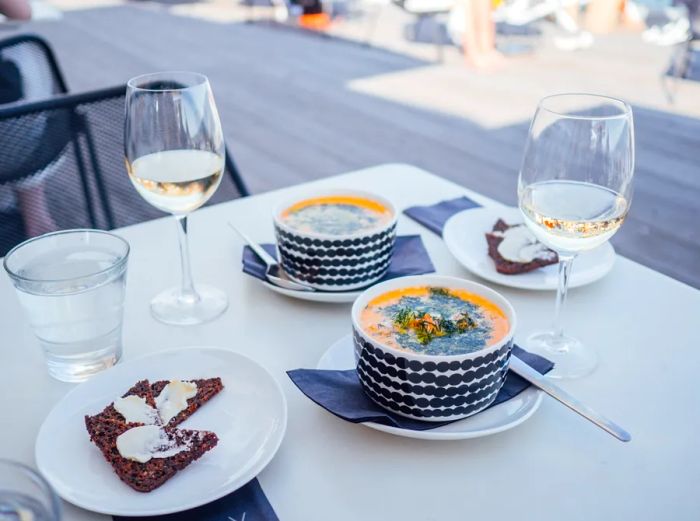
(242, 234, 435, 285)
(403, 196, 481, 236)
(287, 346, 553, 431)
(113, 478, 278, 521)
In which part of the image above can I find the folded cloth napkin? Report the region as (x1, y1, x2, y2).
(287, 346, 553, 431)
(242, 235, 435, 285)
(113, 478, 278, 521)
(403, 196, 481, 236)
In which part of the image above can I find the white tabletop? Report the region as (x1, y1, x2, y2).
(2, 164, 699, 521)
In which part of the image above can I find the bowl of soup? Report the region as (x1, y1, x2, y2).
(351, 275, 517, 422)
(273, 190, 397, 291)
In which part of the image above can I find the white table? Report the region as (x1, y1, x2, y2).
(2, 164, 699, 520)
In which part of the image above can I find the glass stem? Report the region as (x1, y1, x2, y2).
(552, 254, 576, 349)
(175, 214, 200, 304)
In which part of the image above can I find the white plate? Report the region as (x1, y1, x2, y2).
(317, 335, 542, 441)
(261, 280, 360, 303)
(36, 346, 287, 517)
(442, 206, 616, 290)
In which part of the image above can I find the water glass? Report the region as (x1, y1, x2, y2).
(4, 229, 130, 382)
(0, 459, 61, 521)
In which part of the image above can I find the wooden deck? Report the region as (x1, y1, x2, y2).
(10, 0, 700, 287)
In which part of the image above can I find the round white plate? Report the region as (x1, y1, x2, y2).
(36, 346, 287, 517)
(442, 206, 616, 291)
(261, 280, 360, 303)
(317, 335, 542, 441)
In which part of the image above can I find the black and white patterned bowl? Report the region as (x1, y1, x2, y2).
(351, 275, 517, 422)
(273, 190, 397, 292)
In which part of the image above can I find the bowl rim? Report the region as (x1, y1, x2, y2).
(351, 275, 517, 361)
(272, 188, 398, 241)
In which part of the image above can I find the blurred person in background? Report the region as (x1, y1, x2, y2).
(459, 0, 505, 69)
(0, 0, 31, 19)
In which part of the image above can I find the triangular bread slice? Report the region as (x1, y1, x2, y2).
(84, 415, 218, 493)
(150, 378, 224, 427)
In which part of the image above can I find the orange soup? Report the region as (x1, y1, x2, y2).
(360, 286, 509, 356)
(280, 195, 392, 236)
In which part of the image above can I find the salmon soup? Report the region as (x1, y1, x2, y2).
(280, 195, 392, 236)
(359, 286, 509, 356)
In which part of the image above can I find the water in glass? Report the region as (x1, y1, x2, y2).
(4, 230, 129, 382)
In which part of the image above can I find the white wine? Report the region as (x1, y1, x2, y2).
(519, 180, 629, 254)
(126, 149, 224, 215)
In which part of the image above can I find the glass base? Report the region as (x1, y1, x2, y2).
(45, 342, 121, 382)
(525, 330, 597, 379)
(150, 284, 228, 326)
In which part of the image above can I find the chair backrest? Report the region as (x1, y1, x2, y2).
(0, 85, 249, 256)
(0, 33, 67, 105)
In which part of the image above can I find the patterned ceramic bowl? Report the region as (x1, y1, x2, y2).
(351, 275, 517, 422)
(273, 190, 397, 291)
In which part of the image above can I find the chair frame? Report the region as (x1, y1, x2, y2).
(0, 33, 69, 95)
(0, 86, 249, 233)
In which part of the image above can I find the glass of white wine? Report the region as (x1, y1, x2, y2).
(125, 72, 227, 326)
(518, 93, 634, 379)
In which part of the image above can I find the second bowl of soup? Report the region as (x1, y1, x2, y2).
(351, 275, 517, 421)
(273, 190, 397, 291)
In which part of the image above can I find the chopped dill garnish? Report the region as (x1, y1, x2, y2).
(437, 316, 457, 335)
(455, 312, 477, 331)
(429, 287, 450, 297)
(393, 307, 416, 330)
(391, 306, 478, 346)
(415, 326, 433, 345)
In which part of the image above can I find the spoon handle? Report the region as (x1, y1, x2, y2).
(228, 223, 278, 268)
(509, 355, 632, 442)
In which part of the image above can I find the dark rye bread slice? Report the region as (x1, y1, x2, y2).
(84, 415, 218, 493)
(151, 378, 224, 427)
(486, 219, 559, 275)
(89, 379, 159, 425)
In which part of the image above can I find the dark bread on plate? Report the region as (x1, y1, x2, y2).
(84, 378, 221, 493)
(486, 219, 558, 274)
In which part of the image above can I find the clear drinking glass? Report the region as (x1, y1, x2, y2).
(4, 230, 129, 382)
(125, 71, 227, 326)
(518, 94, 634, 379)
(0, 459, 61, 521)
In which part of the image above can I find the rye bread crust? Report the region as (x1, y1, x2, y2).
(485, 219, 558, 274)
(150, 377, 224, 427)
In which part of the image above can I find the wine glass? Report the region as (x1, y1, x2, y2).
(125, 72, 228, 326)
(518, 93, 634, 379)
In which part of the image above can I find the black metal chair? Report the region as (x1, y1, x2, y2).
(0, 34, 72, 253)
(0, 33, 68, 105)
(0, 85, 249, 255)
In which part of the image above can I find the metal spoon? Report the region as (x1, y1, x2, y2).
(228, 223, 316, 292)
(509, 355, 631, 442)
